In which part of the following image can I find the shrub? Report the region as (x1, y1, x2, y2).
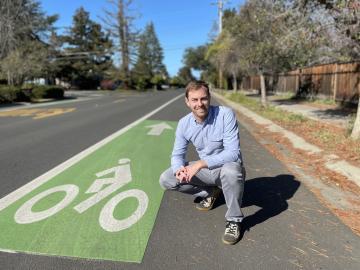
(17, 84, 34, 102)
(0, 85, 21, 103)
(31, 85, 64, 100)
(135, 77, 150, 91)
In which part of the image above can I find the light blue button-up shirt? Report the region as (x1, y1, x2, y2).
(171, 105, 242, 174)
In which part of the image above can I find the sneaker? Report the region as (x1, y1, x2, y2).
(222, 221, 241, 245)
(196, 187, 221, 211)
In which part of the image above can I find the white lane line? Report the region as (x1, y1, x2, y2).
(113, 99, 125, 104)
(0, 93, 183, 212)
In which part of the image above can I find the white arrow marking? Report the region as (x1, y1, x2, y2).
(146, 122, 173, 136)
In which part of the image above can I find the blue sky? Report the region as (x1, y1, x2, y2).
(40, 0, 242, 77)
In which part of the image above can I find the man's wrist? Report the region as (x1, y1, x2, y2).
(196, 160, 207, 170)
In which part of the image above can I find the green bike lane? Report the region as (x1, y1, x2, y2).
(0, 95, 181, 263)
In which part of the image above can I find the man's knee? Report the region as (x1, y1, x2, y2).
(220, 162, 245, 185)
(159, 168, 177, 190)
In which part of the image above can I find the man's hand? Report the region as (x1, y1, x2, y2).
(184, 160, 207, 182)
(175, 166, 188, 183)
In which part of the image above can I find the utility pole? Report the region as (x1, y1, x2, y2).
(211, 0, 228, 89)
(212, 0, 228, 34)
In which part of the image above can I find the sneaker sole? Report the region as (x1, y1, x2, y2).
(222, 238, 239, 245)
(195, 204, 214, 211)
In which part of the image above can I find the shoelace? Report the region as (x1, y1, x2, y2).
(225, 223, 238, 235)
(200, 197, 212, 207)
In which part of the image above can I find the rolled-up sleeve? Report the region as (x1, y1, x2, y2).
(171, 120, 189, 174)
(203, 109, 240, 169)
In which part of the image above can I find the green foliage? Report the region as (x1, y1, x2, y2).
(135, 77, 150, 91)
(183, 45, 211, 71)
(31, 85, 64, 100)
(58, 7, 113, 89)
(0, 84, 63, 103)
(227, 92, 259, 110)
(0, 85, 21, 103)
(151, 74, 165, 89)
(132, 22, 168, 90)
(177, 66, 194, 85)
(169, 76, 184, 88)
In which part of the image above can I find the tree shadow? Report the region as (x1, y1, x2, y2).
(213, 174, 300, 239)
(311, 107, 356, 120)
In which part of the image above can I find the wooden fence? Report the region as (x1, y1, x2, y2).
(242, 61, 360, 103)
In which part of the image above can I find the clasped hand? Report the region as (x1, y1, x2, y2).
(175, 161, 206, 183)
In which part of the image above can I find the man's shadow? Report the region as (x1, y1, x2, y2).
(214, 174, 300, 239)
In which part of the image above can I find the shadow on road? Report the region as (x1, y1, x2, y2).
(213, 174, 300, 239)
(241, 174, 300, 238)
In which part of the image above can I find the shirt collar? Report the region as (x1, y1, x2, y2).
(191, 106, 214, 126)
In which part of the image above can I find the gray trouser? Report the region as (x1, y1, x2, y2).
(159, 161, 245, 222)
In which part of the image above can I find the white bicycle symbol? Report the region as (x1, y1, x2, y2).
(14, 159, 149, 232)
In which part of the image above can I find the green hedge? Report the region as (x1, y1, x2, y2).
(0, 85, 21, 103)
(0, 85, 64, 103)
(31, 85, 64, 100)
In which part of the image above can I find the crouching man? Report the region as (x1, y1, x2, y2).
(159, 81, 245, 244)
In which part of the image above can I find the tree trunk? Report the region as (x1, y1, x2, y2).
(118, 0, 130, 89)
(351, 86, 360, 140)
(232, 72, 237, 93)
(218, 68, 223, 89)
(7, 71, 11, 85)
(239, 78, 243, 91)
(260, 73, 267, 107)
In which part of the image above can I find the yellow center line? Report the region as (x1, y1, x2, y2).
(0, 108, 76, 119)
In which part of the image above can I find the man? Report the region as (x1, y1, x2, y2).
(159, 80, 245, 245)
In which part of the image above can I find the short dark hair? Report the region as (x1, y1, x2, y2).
(185, 80, 210, 99)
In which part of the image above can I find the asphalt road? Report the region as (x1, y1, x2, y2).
(0, 89, 359, 270)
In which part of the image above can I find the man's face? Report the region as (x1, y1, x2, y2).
(185, 87, 210, 122)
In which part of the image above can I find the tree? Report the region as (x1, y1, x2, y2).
(300, 0, 360, 139)
(0, 41, 49, 85)
(183, 45, 211, 72)
(208, 1, 328, 106)
(132, 22, 168, 89)
(182, 44, 218, 85)
(60, 7, 113, 89)
(169, 76, 184, 87)
(206, 31, 247, 92)
(177, 66, 194, 85)
(301, 0, 359, 57)
(0, 0, 58, 85)
(102, 0, 139, 88)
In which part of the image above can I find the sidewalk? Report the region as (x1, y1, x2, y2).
(243, 90, 353, 129)
(212, 90, 360, 235)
